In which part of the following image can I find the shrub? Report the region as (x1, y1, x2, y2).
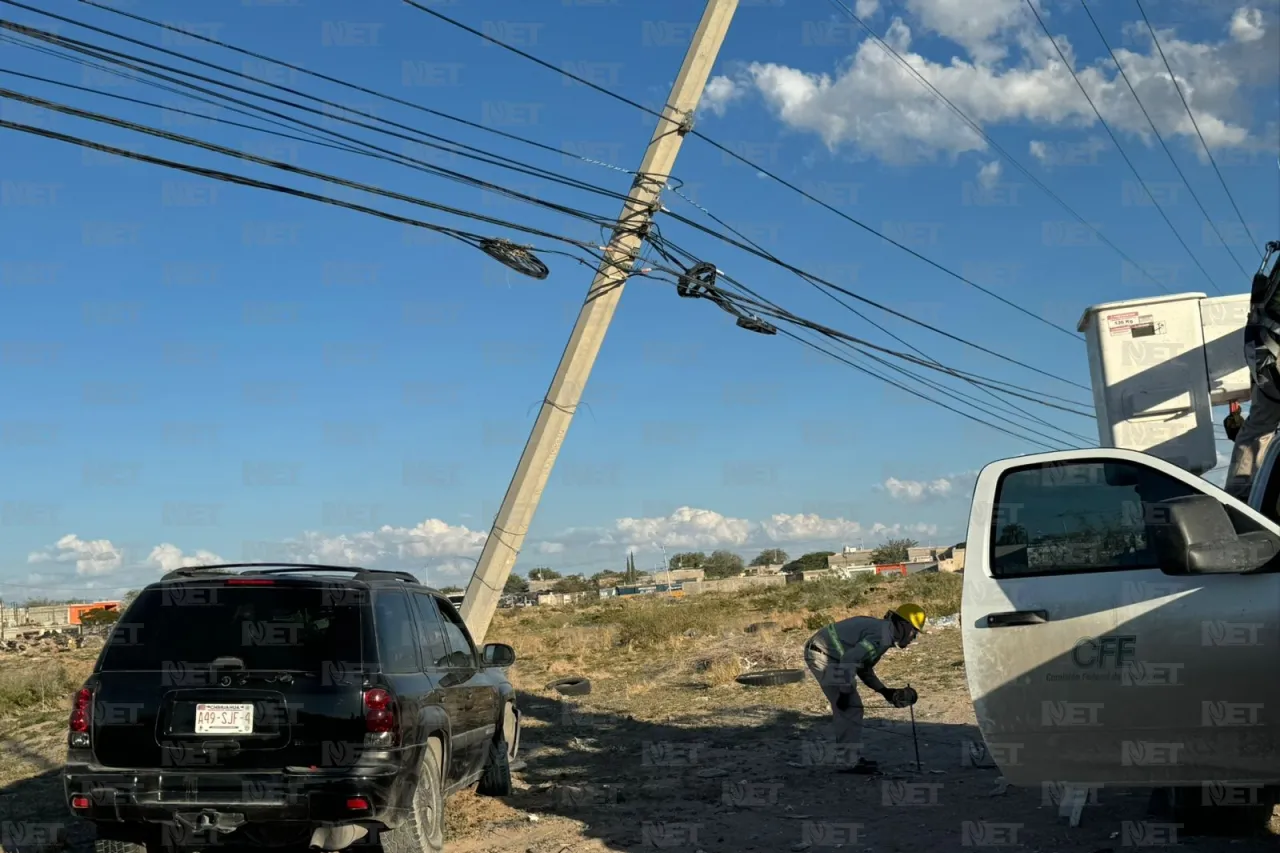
(803, 611, 833, 631)
(612, 597, 731, 649)
(0, 663, 80, 713)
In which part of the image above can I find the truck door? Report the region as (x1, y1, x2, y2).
(963, 449, 1280, 787)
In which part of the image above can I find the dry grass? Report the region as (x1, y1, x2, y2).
(492, 572, 964, 723)
(0, 653, 95, 715)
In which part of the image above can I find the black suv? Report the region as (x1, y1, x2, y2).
(64, 563, 521, 853)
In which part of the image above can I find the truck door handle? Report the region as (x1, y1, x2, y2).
(987, 610, 1049, 627)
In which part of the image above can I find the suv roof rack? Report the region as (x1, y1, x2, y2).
(159, 563, 422, 585)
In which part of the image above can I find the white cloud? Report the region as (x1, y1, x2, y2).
(882, 470, 979, 502)
(758, 512, 864, 542)
(1230, 6, 1266, 43)
(146, 544, 225, 573)
(855, 0, 880, 17)
(573, 506, 944, 553)
(701, 75, 746, 117)
(259, 519, 489, 566)
(704, 5, 1275, 164)
(26, 536, 228, 578)
(613, 507, 755, 549)
(17, 506, 953, 596)
(28, 534, 124, 577)
(904, 0, 1035, 64)
(976, 159, 1002, 189)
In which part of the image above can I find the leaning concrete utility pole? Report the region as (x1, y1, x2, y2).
(460, 0, 739, 643)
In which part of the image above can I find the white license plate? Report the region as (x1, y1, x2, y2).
(195, 703, 254, 735)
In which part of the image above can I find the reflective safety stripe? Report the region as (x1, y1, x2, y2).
(858, 638, 882, 666)
(825, 624, 846, 658)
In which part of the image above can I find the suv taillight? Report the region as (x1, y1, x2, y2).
(69, 686, 92, 747)
(363, 688, 397, 746)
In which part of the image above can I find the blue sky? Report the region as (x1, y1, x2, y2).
(1, 0, 1277, 600)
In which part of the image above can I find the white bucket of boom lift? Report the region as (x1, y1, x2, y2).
(1078, 291, 1251, 475)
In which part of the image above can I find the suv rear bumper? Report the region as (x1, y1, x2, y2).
(64, 765, 405, 828)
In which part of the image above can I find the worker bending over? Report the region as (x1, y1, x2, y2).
(803, 604, 924, 774)
(1225, 241, 1280, 501)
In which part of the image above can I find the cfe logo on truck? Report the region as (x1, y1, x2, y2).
(1072, 635, 1137, 667)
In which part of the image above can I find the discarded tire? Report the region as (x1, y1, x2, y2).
(735, 669, 804, 687)
(744, 621, 780, 634)
(546, 676, 592, 696)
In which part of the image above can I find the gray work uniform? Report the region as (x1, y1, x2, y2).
(803, 617, 894, 748)
(1225, 378, 1280, 501)
(1226, 255, 1280, 502)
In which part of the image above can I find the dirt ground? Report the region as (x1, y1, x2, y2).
(2, 574, 1278, 852)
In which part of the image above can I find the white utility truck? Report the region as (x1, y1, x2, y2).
(961, 245, 1280, 813)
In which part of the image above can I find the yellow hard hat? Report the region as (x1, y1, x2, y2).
(894, 603, 927, 633)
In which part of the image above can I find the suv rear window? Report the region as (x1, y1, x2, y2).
(100, 584, 364, 672)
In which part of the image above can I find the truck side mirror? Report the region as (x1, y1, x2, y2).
(482, 643, 516, 667)
(1149, 495, 1277, 574)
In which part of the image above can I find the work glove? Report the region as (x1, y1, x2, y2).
(887, 687, 918, 708)
(835, 690, 852, 711)
(1224, 408, 1244, 442)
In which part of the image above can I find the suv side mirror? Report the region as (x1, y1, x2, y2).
(1149, 495, 1278, 574)
(482, 643, 516, 667)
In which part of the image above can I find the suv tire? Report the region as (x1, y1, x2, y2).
(382, 741, 445, 853)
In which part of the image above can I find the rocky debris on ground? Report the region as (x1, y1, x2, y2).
(928, 613, 960, 629)
(0, 628, 87, 654)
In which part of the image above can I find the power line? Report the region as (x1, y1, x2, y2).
(1133, 0, 1262, 258)
(659, 186, 1098, 443)
(0, 36, 404, 161)
(0, 86, 618, 248)
(6, 101, 1091, 449)
(72, 0, 646, 184)
(688, 261, 1094, 446)
(776, 326, 1075, 451)
(639, 242, 1087, 446)
(818, 0, 1187, 295)
(1078, 0, 1252, 279)
(0, 23, 626, 228)
(657, 206, 1092, 392)
(0, 118, 605, 270)
(666, 258, 1096, 416)
(404, 0, 1104, 326)
(1024, 0, 1224, 294)
(0, 13, 637, 208)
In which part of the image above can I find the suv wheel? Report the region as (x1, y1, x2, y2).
(477, 705, 515, 797)
(382, 741, 445, 853)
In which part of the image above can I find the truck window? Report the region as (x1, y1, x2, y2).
(372, 588, 419, 674)
(411, 593, 452, 669)
(435, 597, 477, 669)
(989, 459, 1200, 578)
(99, 584, 363, 672)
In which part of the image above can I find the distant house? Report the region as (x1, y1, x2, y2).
(907, 546, 941, 563)
(743, 563, 784, 576)
(827, 548, 875, 573)
(527, 579, 559, 594)
(639, 568, 705, 584)
(938, 546, 965, 572)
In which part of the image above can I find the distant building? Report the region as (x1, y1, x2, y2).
(827, 548, 875, 572)
(638, 568, 704, 584)
(743, 563, 784, 576)
(939, 546, 965, 572)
